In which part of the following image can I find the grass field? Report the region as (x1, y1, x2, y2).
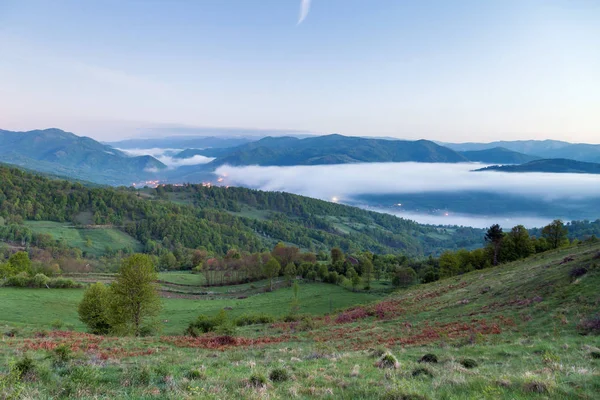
(1, 243, 600, 399)
(0, 282, 379, 335)
(25, 221, 142, 256)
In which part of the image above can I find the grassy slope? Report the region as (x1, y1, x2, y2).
(25, 221, 143, 256)
(1, 243, 599, 399)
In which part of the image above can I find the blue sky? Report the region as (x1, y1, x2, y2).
(1, 0, 599, 142)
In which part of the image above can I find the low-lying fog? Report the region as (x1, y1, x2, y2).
(215, 163, 600, 228)
(118, 148, 214, 168)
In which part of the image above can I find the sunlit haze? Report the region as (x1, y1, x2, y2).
(1, 0, 599, 142)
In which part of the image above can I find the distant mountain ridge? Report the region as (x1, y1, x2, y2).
(188, 134, 470, 167)
(442, 139, 600, 163)
(475, 159, 600, 174)
(459, 147, 540, 164)
(0, 128, 166, 185)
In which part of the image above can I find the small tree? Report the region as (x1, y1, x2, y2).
(284, 262, 296, 287)
(439, 251, 460, 278)
(110, 254, 161, 336)
(392, 267, 417, 287)
(318, 264, 329, 281)
(346, 268, 360, 291)
(263, 257, 281, 291)
(159, 251, 178, 270)
(485, 224, 504, 266)
(78, 282, 112, 334)
(361, 258, 373, 290)
(331, 248, 344, 264)
(290, 280, 300, 315)
(8, 252, 31, 275)
(542, 219, 568, 249)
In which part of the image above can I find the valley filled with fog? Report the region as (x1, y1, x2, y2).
(214, 162, 600, 228)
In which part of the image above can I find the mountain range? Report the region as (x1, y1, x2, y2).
(441, 139, 600, 163)
(2, 128, 600, 187)
(0, 128, 166, 185)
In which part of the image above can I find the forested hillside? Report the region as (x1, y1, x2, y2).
(0, 165, 484, 258)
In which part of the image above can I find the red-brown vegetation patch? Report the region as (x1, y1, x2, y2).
(18, 331, 163, 360)
(310, 316, 512, 350)
(160, 334, 294, 350)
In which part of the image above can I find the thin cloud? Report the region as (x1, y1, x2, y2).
(298, 0, 312, 25)
(119, 148, 214, 168)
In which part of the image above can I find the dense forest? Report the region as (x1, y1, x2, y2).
(0, 165, 484, 259)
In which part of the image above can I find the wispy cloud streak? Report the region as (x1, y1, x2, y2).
(298, 0, 312, 25)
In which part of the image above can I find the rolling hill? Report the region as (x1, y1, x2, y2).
(476, 158, 600, 174)
(0, 128, 166, 185)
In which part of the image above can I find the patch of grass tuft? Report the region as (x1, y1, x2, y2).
(459, 358, 478, 369)
(523, 381, 550, 394)
(375, 352, 400, 369)
(248, 372, 267, 388)
(269, 368, 290, 382)
(419, 353, 438, 363)
(382, 388, 429, 400)
(411, 367, 433, 378)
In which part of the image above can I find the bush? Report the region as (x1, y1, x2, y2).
(459, 358, 478, 369)
(215, 322, 237, 336)
(48, 278, 80, 288)
(4, 328, 19, 337)
(32, 273, 50, 287)
(248, 373, 267, 388)
(269, 368, 290, 382)
(78, 282, 112, 335)
(51, 319, 64, 330)
(13, 354, 36, 380)
(419, 354, 438, 363)
(235, 313, 275, 327)
(49, 344, 72, 366)
(186, 368, 206, 380)
(393, 267, 417, 287)
(577, 314, 600, 335)
(4, 272, 29, 288)
(187, 310, 229, 335)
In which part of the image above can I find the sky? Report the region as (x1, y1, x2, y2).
(1, 0, 599, 142)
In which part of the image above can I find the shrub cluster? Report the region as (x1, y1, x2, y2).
(1, 273, 81, 288)
(234, 313, 275, 327)
(186, 310, 237, 336)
